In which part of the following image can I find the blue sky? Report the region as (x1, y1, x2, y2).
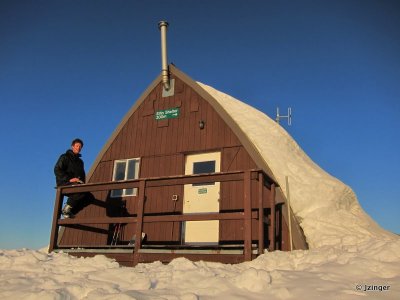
(0, 0, 399, 249)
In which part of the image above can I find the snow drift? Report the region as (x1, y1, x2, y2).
(1, 244, 399, 299)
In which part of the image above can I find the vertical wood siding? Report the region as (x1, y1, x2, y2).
(59, 76, 279, 247)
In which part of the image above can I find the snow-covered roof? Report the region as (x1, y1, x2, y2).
(195, 80, 395, 249)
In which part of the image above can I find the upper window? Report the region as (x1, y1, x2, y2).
(193, 161, 215, 174)
(111, 158, 140, 197)
(192, 160, 216, 186)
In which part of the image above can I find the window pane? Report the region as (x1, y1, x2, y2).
(193, 161, 215, 174)
(112, 159, 139, 198)
(111, 189, 123, 197)
(127, 160, 138, 179)
(114, 161, 126, 181)
(192, 161, 216, 186)
(125, 188, 134, 196)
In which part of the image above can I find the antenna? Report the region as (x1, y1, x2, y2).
(275, 107, 292, 126)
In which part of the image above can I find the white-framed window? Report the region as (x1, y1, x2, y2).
(111, 158, 140, 197)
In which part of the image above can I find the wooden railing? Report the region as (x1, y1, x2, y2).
(49, 169, 278, 264)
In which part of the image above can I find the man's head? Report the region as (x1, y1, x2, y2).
(71, 138, 84, 154)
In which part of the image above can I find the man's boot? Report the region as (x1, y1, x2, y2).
(62, 204, 74, 218)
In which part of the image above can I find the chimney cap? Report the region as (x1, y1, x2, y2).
(158, 21, 169, 29)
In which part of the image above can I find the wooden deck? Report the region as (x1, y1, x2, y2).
(49, 169, 282, 266)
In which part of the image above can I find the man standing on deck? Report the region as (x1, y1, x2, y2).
(54, 138, 92, 218)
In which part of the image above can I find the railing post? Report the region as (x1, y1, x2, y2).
(258, 172, 264, 255)
(49, 188, 63, 252)
(243, 170, 252, 261)
(269, 183, 276, 251)
(133, 179, 146, 265)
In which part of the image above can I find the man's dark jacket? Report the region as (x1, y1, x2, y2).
(54, 150, 86, 186)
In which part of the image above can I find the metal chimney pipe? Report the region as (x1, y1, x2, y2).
(158, 21, 170, 91)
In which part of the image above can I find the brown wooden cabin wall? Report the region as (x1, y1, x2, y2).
(59, 76, 277, 248)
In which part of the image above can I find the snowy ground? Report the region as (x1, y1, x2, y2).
(1, 238, 399, 299)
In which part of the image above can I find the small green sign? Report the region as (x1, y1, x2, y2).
(198, 188, 208, 194)
(155, 108, 180, 120)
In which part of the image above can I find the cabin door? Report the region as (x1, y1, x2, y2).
(183, 152, 221, 244)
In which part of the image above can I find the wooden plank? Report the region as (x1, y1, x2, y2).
(148, 97, 158, 156)
(155, 94, 164, 157)
(145, 172, 244, 187)
(121, 125, 129, 158)
(60, 181, 141, 194)
(133, 179, 146, 265)
(258, 172, 264, 255)
(49, 188, 63, 252)
(138, 248, 243, 254)
(59, 171, 257, 195)
(188, 90, 198, 152)
(138, 105, 147, 156)
(133, 99, 144, 157)
(137, 253, 246, 265)
(147, 212, 254, 222)
(181, 86, 192, 151)
(269, 183, 276, 251)
(205, 100, 213, 149)
(169, 105, 179, 156)
(175, 91, 185, 153)
(59, 217, 138, 225)
(159, 121, 169, 156)
(127, 107, 138, 158)
(144, 115, 153, 155)
(56, 245, 134, 249)
(58, 211, 258, 225)
(243, 171, 252, 261)
(190, 90, 199, 112)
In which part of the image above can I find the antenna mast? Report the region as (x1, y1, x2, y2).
(275, 107, 292, 126)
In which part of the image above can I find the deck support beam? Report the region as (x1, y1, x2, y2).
(243, 170, 252, 261)
(258, 172, 264, 255)
(269, 183, 276, 251)
(133, 179, 146, 266)
(49, 188, 63, 252)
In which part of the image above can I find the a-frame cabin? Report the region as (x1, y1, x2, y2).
(49, 64, 308, 266)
